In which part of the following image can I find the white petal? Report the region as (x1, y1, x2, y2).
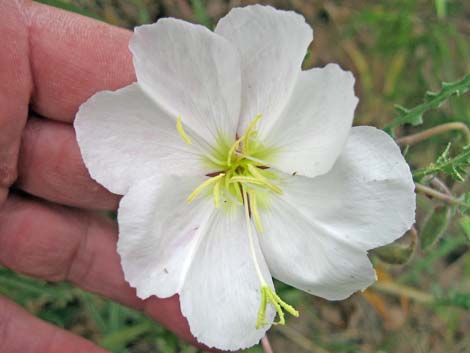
(260, 199, 377, 300)
(259, 126, 415, 300)
(266, 64, 358, 177)
(279, 126, 416, 249)
(130, 19, 241, 146)
(180, 209, 275, 350)
(117, 175, 213, 299)
(75, 83, 208, 195)
(215, 5, 313, 134)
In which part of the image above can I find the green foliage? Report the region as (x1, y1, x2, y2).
(459, 216, 470, 240)
(373, 242, 415, 265)
(420, 205, 452, 251)
(35, 0, 101, 19)
(190, 0, 212, 29)
(385, 74, 470, 130)
(373, 230, 416, 265)
(435, 290, 470, 311)
(412, 144, 470, 181)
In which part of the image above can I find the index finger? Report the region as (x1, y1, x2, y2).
(27, 0, 135, 122)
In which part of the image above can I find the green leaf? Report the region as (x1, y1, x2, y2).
(373, 242, 416, 265)
(420, 205, 452, 251)
(459, 216, 470, 240)
(190, 0, 212, 29)
(413, 144, 470, 181)
(100, 321, 153, 351)
(372, 230, 416, 265)
(435, 291, 470, 310)
(385, 73, 470, 130)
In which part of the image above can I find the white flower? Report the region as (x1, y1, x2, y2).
(75, 5, 416, 351)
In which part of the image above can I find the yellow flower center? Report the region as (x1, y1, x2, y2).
(178, 114, 281, 232)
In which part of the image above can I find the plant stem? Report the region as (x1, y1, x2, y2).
(415, 183, 470, 207)
(396, 122, 470, 146)
(430, 177, 452, 196)
(372, 281, 434, 304)
(261, 336, 274, 353)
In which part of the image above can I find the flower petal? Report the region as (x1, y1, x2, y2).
(260, 200, 377, 300)
(215, 5, 313, 134)
(117, 175, 213, 299)
(260, 126, 415, 300)
(130, 18, 241, 146)
(75, 83, 207, 195)
(266, 64, 358, 177)
(180, 209, 275, 350)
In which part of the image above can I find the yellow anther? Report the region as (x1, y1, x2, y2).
(227, 138, 242, 167)
(256, 286, 299, 329)
(248, 190, 263, 233)
(186, 173, 225, 203)
(230, 176, 282, 195)
(242, 114, 262, 153)
(176, 116, 192, 145)
(213, 178, 222, 208)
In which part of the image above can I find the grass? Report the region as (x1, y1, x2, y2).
(3, 1, 470, 352)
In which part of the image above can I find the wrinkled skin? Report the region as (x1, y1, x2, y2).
(0, 1, 212, 351)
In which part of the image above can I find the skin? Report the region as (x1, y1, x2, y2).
(0, 1, 214, 351)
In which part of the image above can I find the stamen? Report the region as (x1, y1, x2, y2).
(176, 116, 192, 145)
(186, 173, 225, 203)
(230, 176, 282, 195)
(235, 152, 270, 167)
(213, 178, 222, 208)
(247, 164, 269, 182)
(227, 138, 242, 167)
(242, 114, 262, 153)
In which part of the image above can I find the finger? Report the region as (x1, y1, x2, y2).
(26, 1, 135, 122)
(0, 1, 32, 200)
(16, 117, 119, 210)
(0, 195, 203, 348)
(0, 295, 109, 353)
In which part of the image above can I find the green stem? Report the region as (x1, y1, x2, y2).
(396, 122, 470, 146)
(415, 183, 470, 208)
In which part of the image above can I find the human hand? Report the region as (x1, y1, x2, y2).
(0, 1, 206, 351)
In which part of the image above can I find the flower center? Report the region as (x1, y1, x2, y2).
(176, 115, 298, 328)
(180, 114, 282, 232)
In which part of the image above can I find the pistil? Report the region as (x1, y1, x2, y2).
(177, 115, 298, 328)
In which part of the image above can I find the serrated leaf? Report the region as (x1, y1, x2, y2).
(420, 205, 452, 251)
(413, 144, 470, 181)
(385, 73, 470, 129)
(424, 91, 439, 102)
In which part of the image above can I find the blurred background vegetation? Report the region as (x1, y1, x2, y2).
(2, 0, 470, 352)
